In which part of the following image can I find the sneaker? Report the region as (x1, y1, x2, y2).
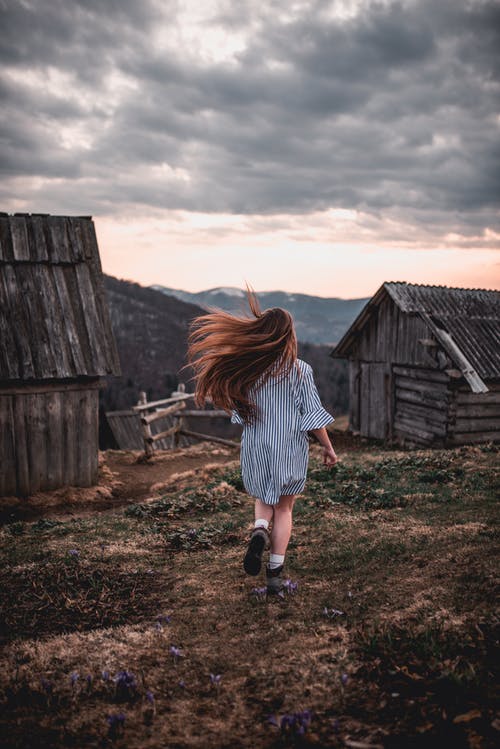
(266, 564, 284, 594)
(243, 527, 270, 576)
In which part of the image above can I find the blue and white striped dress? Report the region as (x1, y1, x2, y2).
(231, 358, 334, 505)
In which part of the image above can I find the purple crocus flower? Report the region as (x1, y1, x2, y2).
(283, 579, 299, 594)
(251, 586, 267, 597)
(114, 670, 137, 700)
(106, 712, 126, 738)
(169, 645, 183, 662)
(68, 549, 79, 557)
(102, 669, 111, 682)
(341, 673, 349, 686)
(146, 690, 155, 704)
(40, 677, 52, 694)
(210, 673, 222, 685)
(69, 672, 79, 687)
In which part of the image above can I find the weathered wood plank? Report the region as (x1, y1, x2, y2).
(46, 391, 64, 490)
(0, 215, 14, 261)
(152, 424, 179, 442)
(51, 266, 88, 373)
(48, 216, 71, 262)
(395, 387, 449, 408)
(0, 379, 101, 395)
(448, 431, 500, 444)
(133, 394, 194, 412)
(456, 403, 500, 419)
(74, 262, 109, 373)
(9, 216, 30, 260)
(13, 394, 31, 496)
(393, 418, 437, 443)
(394, 411, 446, 437)
(394, 400, 448, 425)
(452, 417, 500, 433)
(2, 265, 35, 378)
(142, 401, 186, 424)
(34, 264, 73, 378)
(456, 391, 500, 406)
(395, 375, 449, 394)
(179, 429, 239, 448)
(0, 269, 19, 379)
(26, 392, 46, 493)
(21, 264, 57, 378)
(0, 396, 16, 496)
(181, 410, 230, 418)
(63, 390, 77, 485)
(360, 363, 370, 436)
(27, 214, 49, 261)
(66, 217, 85, 262)
(392, 365, 449, 383)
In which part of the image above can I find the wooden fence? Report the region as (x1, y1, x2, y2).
(106, 393, 239, 457)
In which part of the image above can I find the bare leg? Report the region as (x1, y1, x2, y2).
(254, 497, 274, 525)
(270, 494, 296, 555)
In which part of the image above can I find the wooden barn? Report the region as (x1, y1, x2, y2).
(331, 282, 500, 446)
(0, 213, 120, 496)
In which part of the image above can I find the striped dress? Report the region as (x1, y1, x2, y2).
(231, 358, 334, 505)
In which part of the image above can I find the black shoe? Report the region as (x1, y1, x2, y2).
(266, 564, 284, 594)
(243, 528, 270, 576)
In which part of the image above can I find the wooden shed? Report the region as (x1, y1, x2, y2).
(331, 282, 500, 446)
(0, 213, 121, 496)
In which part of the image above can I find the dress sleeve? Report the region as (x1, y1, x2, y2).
(231, 409, 244, 425)
(299, 364, 335, 432)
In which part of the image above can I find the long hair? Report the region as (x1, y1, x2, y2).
(187, 288, 297, 423)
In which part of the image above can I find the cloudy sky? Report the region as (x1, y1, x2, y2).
(1, 0, 499, 297)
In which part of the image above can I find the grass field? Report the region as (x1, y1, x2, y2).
(0, 442, 498, 748)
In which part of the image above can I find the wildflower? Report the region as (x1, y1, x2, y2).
(146, 690, 155, 704)
(282, 579, 299, 594)
(106, 712, 126, 739)
(270, 710, 313, 736)
(68, 549, 79, 557)
(40, 677, 52, 694)
(114, 670, 137, 700)
(156, 614, 172, 626)
(251, 586, 267, 597)
(341, 673, 349, 686)
(86, 674, 92, 689)
(69, 672, 79, 687)
(102, 670, 111, 682)
(178, 680, 186, 689)
(169, 645, 183, 663)
(323, 607, 345, 618)
(210, 673, 222, 687)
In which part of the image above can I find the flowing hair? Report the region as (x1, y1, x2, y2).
(187, 288, 298, 423)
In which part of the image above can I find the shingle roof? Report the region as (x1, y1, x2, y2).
(331, 282, 500, 389)
(0, 213, 121, 380)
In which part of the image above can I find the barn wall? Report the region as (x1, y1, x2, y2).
(392, 365, 451, 446)
(0, 384, 99, 496)
(353, 297, 446, 369)
(447, 382, 500, 444)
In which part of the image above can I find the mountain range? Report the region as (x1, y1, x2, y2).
(151, 286, 369, 345)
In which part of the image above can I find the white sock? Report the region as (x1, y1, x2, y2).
(254, 519, 269, 530)
(268, 553, 285, 569)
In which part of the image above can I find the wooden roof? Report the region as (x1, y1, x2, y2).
(331, 282, 500, 390)
(0, 213, 121, 381)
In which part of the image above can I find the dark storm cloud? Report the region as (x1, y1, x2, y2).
(0, 0, 498, 238)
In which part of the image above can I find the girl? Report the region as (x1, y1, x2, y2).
(188, 291, 338, 593)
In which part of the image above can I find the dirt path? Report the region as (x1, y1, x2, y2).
(0, 443, 239, 524)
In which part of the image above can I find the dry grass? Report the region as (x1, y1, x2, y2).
(0, 442, 498, 748)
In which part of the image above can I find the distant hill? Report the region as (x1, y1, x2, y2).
(101, 276, 348, 425)
(151, 286, 369, 345)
